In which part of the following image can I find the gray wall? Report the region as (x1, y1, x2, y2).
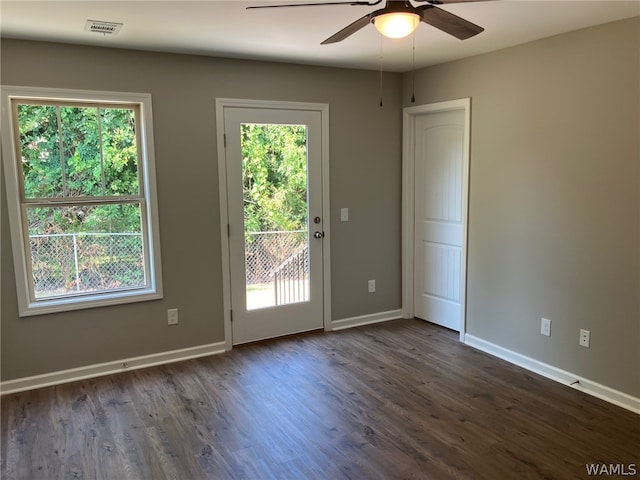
(1, 40, 403, 380)
(3, 17, 639, 400)
(404, 18, 639, 397)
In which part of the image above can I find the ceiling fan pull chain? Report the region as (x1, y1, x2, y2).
(411, 28, 416, 103)
(379, 37, 383, 106)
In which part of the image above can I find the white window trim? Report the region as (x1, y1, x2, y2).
(1, 86, 163, 316)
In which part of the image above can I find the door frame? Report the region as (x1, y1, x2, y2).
(401, 98, 470, 341)
(215, 98, 332, 350)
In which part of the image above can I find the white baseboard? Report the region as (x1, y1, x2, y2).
(331, 309, 402, 331)
(464, 334, 640, 415)
(0, 342, 226, 396)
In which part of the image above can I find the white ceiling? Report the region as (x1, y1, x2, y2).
(1, 1, 639, 72)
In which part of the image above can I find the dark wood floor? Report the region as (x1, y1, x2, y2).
(1, 319, 638, 480)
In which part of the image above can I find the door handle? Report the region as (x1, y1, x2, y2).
(314, 231, 324, 239)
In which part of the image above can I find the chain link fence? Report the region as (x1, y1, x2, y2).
(29, 232, 144, 298)
(29, 230, 305, 302)
(245, 231, 308, 285)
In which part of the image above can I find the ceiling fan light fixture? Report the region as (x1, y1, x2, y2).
(373, 12, 419, 39)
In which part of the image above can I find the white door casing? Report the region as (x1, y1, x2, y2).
(216, 99, 331, 349)
(402, 99, 470, 340)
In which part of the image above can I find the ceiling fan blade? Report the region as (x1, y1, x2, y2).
(321, 12, 376, 44)
(418, 5, 484, 39)
(247, 0, 380, 9)
(421, 0, 492, 4)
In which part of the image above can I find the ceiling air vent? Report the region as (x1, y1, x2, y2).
(85, 20, 123, 35)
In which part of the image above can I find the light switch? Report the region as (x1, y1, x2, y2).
(341, 208, 349, 222)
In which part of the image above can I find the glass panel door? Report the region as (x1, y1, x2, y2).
(223, 103, 325, 345)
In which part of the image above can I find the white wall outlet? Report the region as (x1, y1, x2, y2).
(579, 329, 590, 348)
(341, 207, 349, 222)
(540, 318, 551, 337)
(368, 279, 376, 293)
(168, 308, 179, 325)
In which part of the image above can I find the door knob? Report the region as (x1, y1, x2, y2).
(314, 231, 324, 239)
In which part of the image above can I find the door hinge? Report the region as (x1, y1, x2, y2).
(223, 133, 227, 148)
(227, 223, 230, 237)
(230, 309, 233, 322)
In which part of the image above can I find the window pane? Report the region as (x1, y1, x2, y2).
(102, 108, 140, 196)
(241, 123, 310, 310)
(17, 104, 63, 198)
(61, 106, 103, 197)
(26, 203, 146, 299)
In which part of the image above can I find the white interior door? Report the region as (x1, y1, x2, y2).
(223, 106, 325, 344)
(413, 108, 468, 331)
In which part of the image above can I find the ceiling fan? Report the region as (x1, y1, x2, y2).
(247, 0, 487, 44)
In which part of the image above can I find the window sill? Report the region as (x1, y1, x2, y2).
(19, 288, 163, 317)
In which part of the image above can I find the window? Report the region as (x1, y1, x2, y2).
(1, 87, 162, 316)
